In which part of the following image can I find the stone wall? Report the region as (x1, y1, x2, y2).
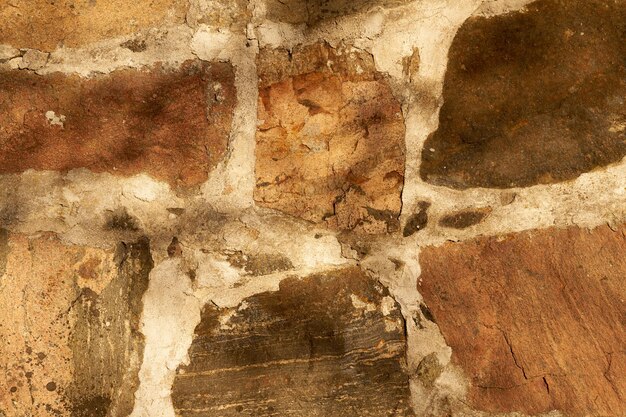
(0, 0, 624, 416)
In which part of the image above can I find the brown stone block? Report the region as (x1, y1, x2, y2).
(421, 0, 626, 189)
(0, 232, 153, 417)
(255, 43, 405, 233)
(172, 267, 414, 417)
(418, 225, 626, 416)
(0, 0, 187, 51)
(0, 60, 235, 189)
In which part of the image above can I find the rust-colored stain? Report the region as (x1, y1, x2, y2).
(0, 60, 236, 189)
(421, 0, 626, 189)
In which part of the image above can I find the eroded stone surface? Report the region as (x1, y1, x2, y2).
(0, 233, 152, 417)
(0, 60, 235, 189)
(0, 0, 187, 51)
(255, 42, 405, 233)
(265, 0, 411, 25)
(421, 0, 626, 189)
(419, 225, 626, 416)
(172, 267, 414, 416)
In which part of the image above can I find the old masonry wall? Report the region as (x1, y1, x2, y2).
(0, 0, 625, 416)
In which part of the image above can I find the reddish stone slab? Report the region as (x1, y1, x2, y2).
(0, 60, 235, 188)
(419, 225, 626, 416)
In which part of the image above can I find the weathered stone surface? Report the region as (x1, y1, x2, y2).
(172, 267, 414, 416)
(186, 0, 251, 32)
(265, 0, 411, 25)
(418, 225, 626, 416)
(0, 0, 187, 51)
(0, 60, 235, 189)
(0, 233, 153, 417)
(421, 0, 626, 189)
(255, 42, 405, 233)
(438, 208, 491, 229)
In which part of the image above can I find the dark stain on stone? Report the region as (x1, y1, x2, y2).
(166, 207, 185, 216)
(403, 201, 430, 237)
(45, 382, 57, 392)
(104, 208, 140, 231)
(365, 207, 401, 233)
(66, 237, 153, 417)
(421, 0, 626, 189)
(167, 236, 182, 257)
(0, 60, 235, 189)
(419, 303, 435, 323)
(172, 267, 414, 416)
(226, 251, 294, 276)
(438, 208, 491, 229)
(69, 395, 111, 417)
(265, 0, 411, 26)
(0, 228, 8, 277)
(120, 38, 147, 52)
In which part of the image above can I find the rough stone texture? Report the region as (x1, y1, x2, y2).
(0, 0, 187, 51)
(0, 233, 152, 417)
(0, 60, 235, 189)
(255, 42, 405, 233)
(265, 0, 411, 25)
(421, 0, 626, 189)
(171, 267, 414, 416)
(419, 225, 626, 416)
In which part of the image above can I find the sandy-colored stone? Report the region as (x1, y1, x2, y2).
(0, 60, 235, 189)
(0, 233, 152, 417)
(255, 42, 405, 233)
(172, 267, 414, 417)
(0, 0, 187, 51)
(421, 0, 626, 189)
(419, 224, 626, 416)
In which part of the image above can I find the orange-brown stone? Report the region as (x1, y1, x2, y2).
(419, 225, 626, 416)
(255, 42, 405, 233)
(0, 60, 235, 189)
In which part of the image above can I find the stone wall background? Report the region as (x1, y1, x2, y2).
(0, 0, 624, 416)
